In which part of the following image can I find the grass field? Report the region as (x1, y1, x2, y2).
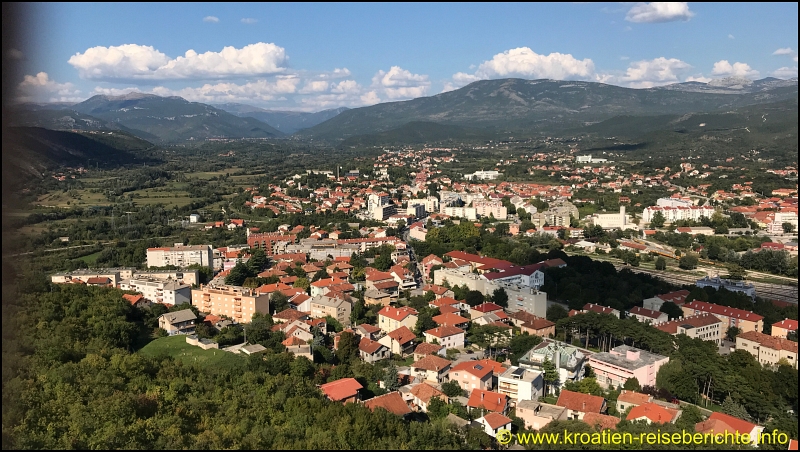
(138, 335, 244, 367)
(78, 251, 102, 265)
(129, 188, 195, 207)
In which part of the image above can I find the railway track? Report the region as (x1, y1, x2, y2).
(614, 265, 798, 304)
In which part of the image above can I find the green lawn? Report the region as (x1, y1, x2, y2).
(138, 335, 244, 368)
(78, 251, 102, 265)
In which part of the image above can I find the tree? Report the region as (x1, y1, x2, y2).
(414, 307, 439, 336)
(293, 277, 310, 291)
(247, 247, 268, 273)
(726, 326, 742, 342)
(336, 331, 359, 364)
(464, 290, 485, 307)
(509, 333, 542, 365)
(726, 264, 747, 280)
(269, 291, 290, 314)
(650, 211, 666, 228)
(373, 252, 393, 271)
(659, 301, 683, 320)
(491, 287, 508, 308)
(225, 261, 254, 286)
(678, 254, 699, 270)
(542, 358, 559, 395)
(721, 395, 752, 421)
(350, 298, 366, 325)
(383, 362, 400, 392)
(546, 304, 568, 324)
(623, 377, 642, 392)
(427, 396, 450, 420)
(655, 256, 667, 270)
(783, 222, 796, 234)
(441, 380, 465, 398)
(311, 269, 328, 282)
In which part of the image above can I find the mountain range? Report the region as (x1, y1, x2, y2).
(214, 104, 349, 134)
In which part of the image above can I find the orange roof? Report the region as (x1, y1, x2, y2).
(363, 391, 412, 416)
(702, 412, 759, 435)
(737, 330, 798, 353)
(482, 412, 512, 430)
(358, 337, 386, 355)
(556, 390, 605, 414)
(282, 336, 307, 346)
(424, 325, 465, 338)
(626, 402, 680, 424)
(273, 308, 308, 321)
(684, 301, 764, 323)
(471, 359, 507, 375)
(411, 354, 451, 372)
(449, 361, 493, 380)
(319, 378, 363, 402)
(467, 389, 508, 412)
(414, 342, 443, 356)
(617, 391, 651, 406)
(387, 326, 416, 344)
(378, 306, 418, 322)
(432, 313, 469, 326)
(122, 293, 144, 305)
(473, 302, 503, 313)
(409, 382, 446, 404)
(772, 318, 798, 332)
(582, 412, 619, 430)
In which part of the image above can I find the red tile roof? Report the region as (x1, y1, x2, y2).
(626, 402, 680, 424)
(364, 391, 411, 416)
(617, 391, 652, 406)
(582, 412, 619, 430)
(467, 389, 508, 412)
(473, 302, 503, 313)
(737, 330, 798, 353)
(773, 318, 799, 332)
(378, 306, 418, 322)
(471, 359, 507, 375)
(556, 390, 605, 414)
(410, 382, 445, 404)
(450, 361, 493, 380)
(122, 294, 144, 305)
(273, 308, 309, 321)
(582, 303, 618, 315)
(411, 354, 451, 372)
(414, 342, 443, 356)
(358, 337, 386, 355)
(319, 378, 363, 402)
(424, 325, 465, 339)
(684, 301, 764, 323)
(700, 412, 759, 436)
(387, 326, 416, 344)
(432, 312, 470, 326)
(482, 412, 513, 430)
(629, 306, 664, 319)
(654, 313, 721, 334)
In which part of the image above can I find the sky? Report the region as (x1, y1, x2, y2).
(9, 2, 799, 111)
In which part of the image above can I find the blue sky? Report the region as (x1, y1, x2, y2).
(11, 2, 798, 111)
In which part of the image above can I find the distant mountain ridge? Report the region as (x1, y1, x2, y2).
(299, 77, 798, 141)
(214, 103, 349, 134)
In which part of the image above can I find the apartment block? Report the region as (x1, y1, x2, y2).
(191, 284, 270, 323)
(147, 244, 213, 268)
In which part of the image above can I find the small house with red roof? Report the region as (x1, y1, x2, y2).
(467, 389, 509, 415)
(626, 402, 681, 424)
(410, 354, 452, 384)
(556, 390, 607, 420)
(582, 303, 621, 319)
(695, 412, 765, 446)
(449, 361, 494, 392)
(359, 337, 390, 363)
(378, 306, 419, 332)
(469, 302, 504, 320)
(378, 326, 417, 356)
(319, 378, 363, 404)
(476, 412, 513, 438)
(363, 392, 412, 417)
(772, 318, 798, 339)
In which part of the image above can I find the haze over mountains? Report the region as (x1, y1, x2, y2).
(11, 77, 798, 145)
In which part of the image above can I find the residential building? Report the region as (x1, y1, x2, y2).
(653, 313, 723, 344)
(735, 331, 798, 369)
(588, 206, 637, 230)
(581, 413, 620, 431)
(410, 383, 447, 413)
(246, 232, 297, 256)
(449, 361, 494, 392)
(642, 205, 715, 224)
(642, 290, 690, 311)
(589, 345, 669, 389)
(191, 284, 270, 324)
(497, 366, 544, 402)
(464, 170, 500, 181)
(476, 413, 513, 439)
(435, 269, 549, 315)
(515, 400, 568, 430)
(423, 325, 465, 349)
(518, 339, 589, 389)
(509, 310, 556, 337)
(582, 303, 621, 319)
(378, 326, 416, 355)
(410, 355, 452, 384)
(413, 342, 444, 360)
(628, 306, 668, 324)
(695, 412, 765, 446)
(467, 389, 509, 415)
(310, 295, 352, 326)
(469, 302, 504, 320)
(158, 309, 197, 335)
(432, 313, 470, 329)
(616, 390, 652, 414)
(378, 306, 419, 332)
(359, 337, 390, 363)
(120, 277, 191, 306)
(772, 319, 798, 339)
(472, 200, 508, 220)
(695, 276, 756, 299)
(681, 300, 763, 333)
(364, 392, 412, 417)
(626, 402, 681, 424)
(481, 263, 545, 290)
(147, 245, 213, 268)
(555, 390, 607, 420)
(123, 293, 150, 309)
(319, 378, 363, 404)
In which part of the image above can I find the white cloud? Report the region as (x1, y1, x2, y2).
(616, 57, 692, 88)
(685, 75, 711, 83)
(299, 80, 330, 94)
(68, 43, 288, 81)
(371, 66, 431, 100)
(471, 47, 596, 81)
(711, 60, 759, 78)
(203, 16, 219, 23)
(16, 72, 82, 103)
(625, 2, 694, 23)
(773, 47, 794, 55)
(150, 75, 300, 103)
(728, 34, 735, 40)
(771, 66, 798, 78)
(241, 18, 257, 24)
(92, 86, 142, 96)
(795, 56, 799, 63)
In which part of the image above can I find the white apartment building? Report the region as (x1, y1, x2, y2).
(768, 211, 798, 234)
(588, 206, 637, 230)
(464, 170, 500, 181)
(642, 205, 715, 224)
(147, 244, 213, 268)
(407, 197, 439, 214)
(120, 278, 191, 306)
(406, 203, 426, 219)
(191, 284, 270, 323)
(433, 268, 547, 317)
(498, 366, 544, 402)
(656, 197, 693, 208)
(441, 206, 477, 221)
(473, 200, 508, 220)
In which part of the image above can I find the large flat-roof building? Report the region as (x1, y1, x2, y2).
(695, 276, 756, 299)
(518, 339, 589, 392)
(147, 245, 213, 268)
(433, 268, 547, 317)
(191, 284, 270, 323)
(589, 345, 669, 389)
(120, 278, 191, 306)
(681, 300, 763, 333)
(735, 331, 798, 369)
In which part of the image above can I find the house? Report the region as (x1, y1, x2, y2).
(628, 306, 668, 324)
(364, 288, 392, 307)
(589, 345, 669, 388)
(467, 389, 509, 415)
(581, 413, 620, 431)
(413, 342, 444, 360)
(735, 331, 798, 368)
(469, 302, 504, 320)
(240, 344, 267, 355)
(123, 293, 150, 308)
(682, 300, 764, 333)
(653, 313, 723, 344)
(421, 284, 455, 299)
(431, 313, 470, 329)
(378, 306, 419, 332)
(310, 295, 352, 326)
(772, 319, 798, 339)
(409, 382, 447, 413)
(158, 309, 197, 335)
(642, 290, 690, 311)
(695, 412, 765, 446)
(86, 276, 113, 287)
(410, 354, 452, 384)
(497, 366, 544, 402)
(555, 390, 607, 420)
(378, 326, 417, 356)
(582, 303, 621, 319)
(515, 400, 568, 430)
(273, 308, 310, 324)
(449, 361, 494, 392)
(363, 391, 412, 417)
(476, 412, 513, 439)
(626, 402, 681, 424)
(359, 337, 390, 363)
(616, 390, 652, 414)
(354, 323, 382, 341)
(319, 378, 363, 404)
(509, 310, 556, 337)
(423, 325, 465, 349)
(420, 254, 444, 282)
